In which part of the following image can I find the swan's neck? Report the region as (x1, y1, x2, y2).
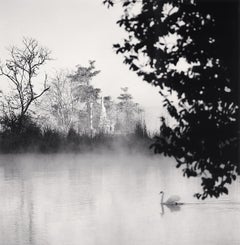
(161, 192, 164, 204)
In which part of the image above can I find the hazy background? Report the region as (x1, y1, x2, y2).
(0, 0, 164, 132)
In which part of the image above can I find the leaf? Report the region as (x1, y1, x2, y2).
(222, 187, 228, 195)
(134, 42, 145, 52)
(103, 0, 114, 8)
(113, 44, 121, 49)
(123, 1, 131, 7)
(130, 63, 139, 71)
(194, 193, 201, 199)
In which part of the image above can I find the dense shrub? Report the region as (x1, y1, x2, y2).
(0, 114, 42, 152)
(0, 114, 152, 153)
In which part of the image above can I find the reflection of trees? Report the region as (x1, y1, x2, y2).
(0, 162, 35, 245)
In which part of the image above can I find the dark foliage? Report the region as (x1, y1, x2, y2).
(134, 121, 148, 139)
(0, 114, 151, 153)
(0, 114, 42, 152)
(103, 0, 239, 199)
(66, 128, 80, 152)
(40, 128, 63, 153)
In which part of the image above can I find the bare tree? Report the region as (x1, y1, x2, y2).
(46, 64, 101, 134)
(0, 37, 51, 128)
(46, 70, 76, 132)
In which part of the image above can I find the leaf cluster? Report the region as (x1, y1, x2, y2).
(104, 0, 239, 198)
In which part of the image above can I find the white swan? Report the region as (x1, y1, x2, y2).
(159, 191, 183, 205)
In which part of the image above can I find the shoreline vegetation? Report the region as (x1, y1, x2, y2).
(0, 39, 155, 155)
(0, 116, 154, 154)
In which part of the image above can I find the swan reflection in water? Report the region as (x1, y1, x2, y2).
(159, 191, 183, 215)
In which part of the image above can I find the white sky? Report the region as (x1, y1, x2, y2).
(0, 0, 164, 131)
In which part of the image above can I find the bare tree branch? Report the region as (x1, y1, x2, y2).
(0, 37, 51, 126)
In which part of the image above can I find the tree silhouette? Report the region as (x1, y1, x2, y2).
(103, 0, 239, 199)
(0, 38, 51, 131)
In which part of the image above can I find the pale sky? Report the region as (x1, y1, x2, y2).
(0, 0, 164, 131)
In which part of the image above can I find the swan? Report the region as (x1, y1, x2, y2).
(159, 191, 183, 205)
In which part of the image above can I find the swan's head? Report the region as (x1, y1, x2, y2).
(159, 191, 164, 195)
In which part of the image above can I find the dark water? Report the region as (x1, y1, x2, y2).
(0, 154, 239, 245)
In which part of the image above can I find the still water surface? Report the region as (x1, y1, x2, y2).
(0, 153, 239, 245)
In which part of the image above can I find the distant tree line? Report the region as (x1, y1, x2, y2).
(0, 38, 150, 153)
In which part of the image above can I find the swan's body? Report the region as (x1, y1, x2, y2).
(159, 191, 183, 205)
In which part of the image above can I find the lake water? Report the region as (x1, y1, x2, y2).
(0, 153, 239, 245)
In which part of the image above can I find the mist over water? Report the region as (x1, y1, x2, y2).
(0, 153, 239, 245)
